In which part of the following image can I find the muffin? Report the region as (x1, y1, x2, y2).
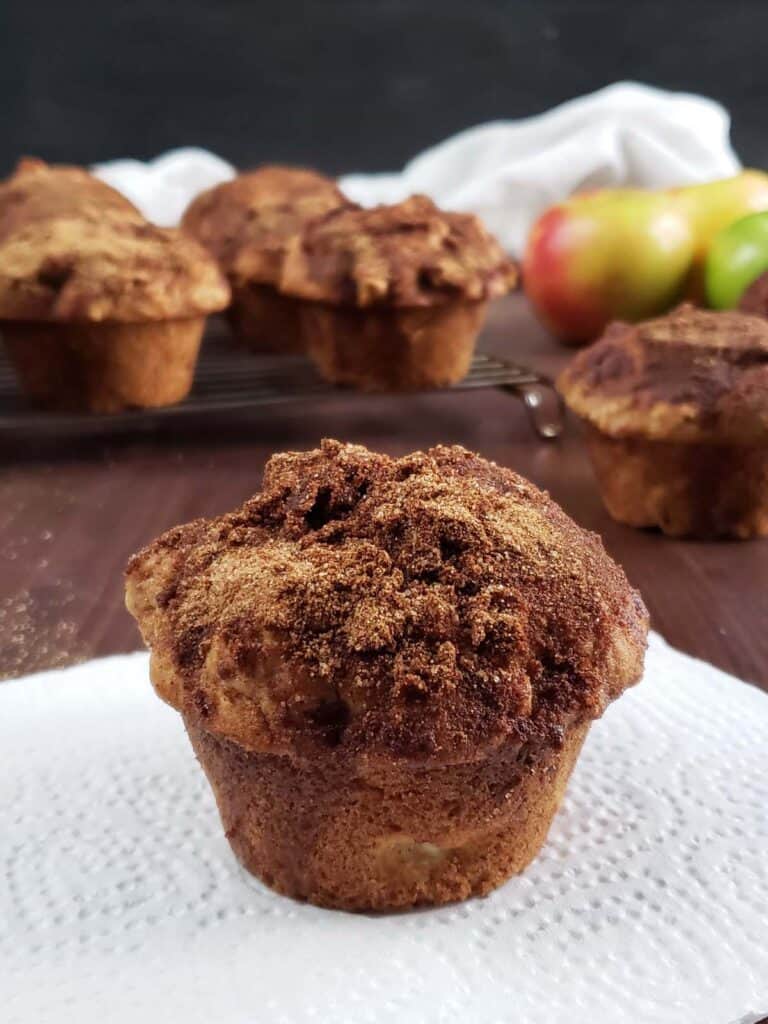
(0, 157, 142, 241)
(279, 195, 518, 390)
(181, 165, 347, 353)
(558, 305, 768, 539)
(0, 215, 230, 412)
(125, 439, 647, 911)
(739, 269, 768, 317)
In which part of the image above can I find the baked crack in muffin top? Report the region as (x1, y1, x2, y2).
(558, 305, 768, 443)
(126, 440, 647, 764)
(182, 165, 348, 285)
(0, 215, 230, 322)
(279, 195, 518, 307)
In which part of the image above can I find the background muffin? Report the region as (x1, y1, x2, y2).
(182, 165, 347, 353)
(558, 305, 768, 539)
(125, 439, 647, 911)
(0, 215, 230, 412)
(279, 195, 518, 390)
(739, 269, 768, 317)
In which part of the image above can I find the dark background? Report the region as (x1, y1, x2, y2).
(2, 0, 767, 176)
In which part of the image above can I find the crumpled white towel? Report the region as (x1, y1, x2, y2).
(93, 82, 741, 254)
(93, 146, 235, 228)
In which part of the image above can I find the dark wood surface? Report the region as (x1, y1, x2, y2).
(1, 294, 767, 689)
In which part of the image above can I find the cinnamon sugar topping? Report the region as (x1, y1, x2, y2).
(0, 215, 230, 322)
(279, 195, 518, 307)
(0, 157, 142, 243)
(558, 305, 768, 443)
(181, 165, 347, 285)
(126, 441, 647, 762)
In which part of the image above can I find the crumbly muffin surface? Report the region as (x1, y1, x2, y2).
(126, 440, 646, 763)
(0, 157, 141, 242)
(558, 305, 768, 443)
(279, 195, 518, 307)
(182, 165, 347, 284)
(739, 269, 768, 318)
(0, 215, 230, 322)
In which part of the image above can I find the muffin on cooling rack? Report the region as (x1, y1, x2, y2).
(558, 305, 768, 539)
(279, 195, 518, 391)
(0, 157, 142, 241)
(0, 215, 230, 413)
(125, 439, 647, 911)
(182, 165, 347, 353)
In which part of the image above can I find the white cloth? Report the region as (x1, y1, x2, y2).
(93, 83, 741, 253)
(2, 632, 767, 1024)
(340, 82, 740, 254)
(93, 146, 235, 228)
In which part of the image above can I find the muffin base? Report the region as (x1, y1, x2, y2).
(227, 283, 304, 354)
(584, 424, 768, 539)
(2, 317, 205, 413)
(186, 720, 588, 912)
(301, 299, 487, 391)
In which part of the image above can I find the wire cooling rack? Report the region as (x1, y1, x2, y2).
(0, 334, 564, 442)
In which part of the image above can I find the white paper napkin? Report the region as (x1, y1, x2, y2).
(2, 631, 767, 1024)
(93, 83, 741, 253)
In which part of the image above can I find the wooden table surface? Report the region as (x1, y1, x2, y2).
(1, 294, 767, 689)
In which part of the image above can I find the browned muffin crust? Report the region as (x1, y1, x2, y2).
(557, 305, 768, 443)
(279, 195, 518, 307)
(185, 718, 589, 910)
(2, 318, 207, 413)
(299, 299, 487, 390)
(181, 165, 347, 285)
(0, 215, 230, 322)
(126, 440, 647, 764)
(0, 157, 141, 242)
(582, 427, 768, 539)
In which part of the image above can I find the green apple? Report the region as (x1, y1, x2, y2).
(670, 170, 768, 298)
(705, 211, 768, 309)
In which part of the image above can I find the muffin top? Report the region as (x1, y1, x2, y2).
(0, 214, 230, 322)
(125, 440, 647, 765)
(279, 195, 519, 307)
(557, 305, 768, 443)
(739, 270, 768, 318)
(181, 165, 347, 285)
(0, 157, 141, 243)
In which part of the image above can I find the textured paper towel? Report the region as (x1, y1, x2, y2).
(93, 83, 740, 253)
(2, 632, 767, 1024)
